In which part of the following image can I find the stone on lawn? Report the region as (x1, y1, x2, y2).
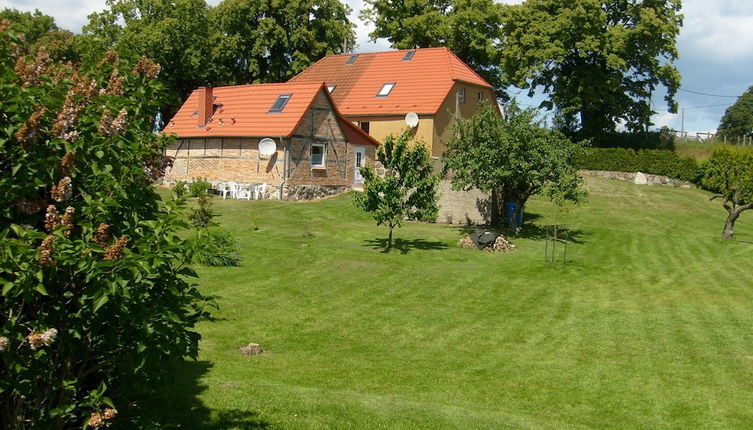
(634, 172, 648, 185)
(238, 343, 264, 355)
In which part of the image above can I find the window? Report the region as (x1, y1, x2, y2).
(458, 88, 465, 103)
(269, 94, 291, 112)
(376, 83, 395, 97)
(403, 50, 416, 61)
(327, 85, 337, 93)
(358, 121, 370, 134)
(345, 54, 358, 64)
(478, 91, 484, 102)
(311, 143, 326, 168)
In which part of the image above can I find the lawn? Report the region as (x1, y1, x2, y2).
(149, 176, 753, 429)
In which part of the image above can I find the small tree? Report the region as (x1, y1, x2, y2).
(442, 101, 585, 233)
(354, 132, 439, 251)
(701, 146, 753, 240)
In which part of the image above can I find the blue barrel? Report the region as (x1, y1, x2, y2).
(505, 202, 524, 228)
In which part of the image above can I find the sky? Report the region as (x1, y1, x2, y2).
(2, 0, 751, 135)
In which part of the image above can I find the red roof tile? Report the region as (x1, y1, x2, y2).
(290, 47, 492, 116)
(165, 82, 379, 147)
(166, 82, 325, 138)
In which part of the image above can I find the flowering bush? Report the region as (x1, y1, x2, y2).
(0, 21, 208, 428)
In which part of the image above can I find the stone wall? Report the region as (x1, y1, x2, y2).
(433, 159, 490, 225)
(283, 185, 350, 201)
(580, 170, 694, 188)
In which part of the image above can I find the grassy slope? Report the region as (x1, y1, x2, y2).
(154, 177, 753, 429)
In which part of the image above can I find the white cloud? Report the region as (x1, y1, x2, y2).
(680, 0, 753, 62)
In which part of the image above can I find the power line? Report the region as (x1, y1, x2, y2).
(678, 88, 739, 98)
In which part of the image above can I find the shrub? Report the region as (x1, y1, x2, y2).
(172, 180, 188, 198)
(192, 228, 242, 266)
(591, 130, 675, 150)
(0, 28, 207, 427)
(577, 148, 700, 182)
(189, 177, 211, 197)
(188, 193, 215, 228)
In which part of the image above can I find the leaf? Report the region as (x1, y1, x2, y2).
(93, 292, 109, 313)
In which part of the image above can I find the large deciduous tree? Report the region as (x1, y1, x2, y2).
(209, 0, 355, 85)
(83, 0, 355, 117)
(500, 0, 683, 140)
(0, 8, 80, 62)
(701, 146, 753, 240)
(360, 0, 505, 91)
(442, 101, 585, 232)
(717, 86, 753, 140)
(354, 132, 439, 251)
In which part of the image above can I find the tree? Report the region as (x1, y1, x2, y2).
(718, 86, 753, 140)
(0, 24, 206, 427)
(360, 0, 505, 91)
(0, 8, 80, 62)
(354, 132, 439, 251)
(500, 0, 683, 140)
(442, 101, 585, 233)
(701, 146, 753, 240)
(209, 0, 355, 85)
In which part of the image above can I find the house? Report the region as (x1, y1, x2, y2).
(289, 47, 497, 156)
(162, 81, 380, 200)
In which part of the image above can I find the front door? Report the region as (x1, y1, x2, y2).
(353, 146, 366, 184)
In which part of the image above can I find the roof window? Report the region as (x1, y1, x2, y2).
(327, 85, 337, 93)
(269, 94, 291, 112)
(403, 50, 416, 61)
(345, 54, 358, 64)
(376, 83, 395, 97)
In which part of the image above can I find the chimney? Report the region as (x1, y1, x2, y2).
(197, 86, 213, 127)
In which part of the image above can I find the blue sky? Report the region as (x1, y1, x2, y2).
(3, 0, 751, 134)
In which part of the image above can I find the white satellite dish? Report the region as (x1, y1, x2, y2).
(258, 138, 277, 156)
(405, 112, 419, 128)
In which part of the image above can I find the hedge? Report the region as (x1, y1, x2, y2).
(576, 148, 700, 182)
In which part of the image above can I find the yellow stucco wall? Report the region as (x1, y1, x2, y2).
(345, 82, 497, 156)
(347, 115, 435, 153)
(433, 82, 498, 155)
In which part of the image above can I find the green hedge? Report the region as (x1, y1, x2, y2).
(576, 148, 700, 182)
(591, 131, 675, 150)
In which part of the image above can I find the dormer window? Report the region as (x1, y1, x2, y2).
(327, 85, 337, 93)
(403, 50, 416, 61)
(376, 83, 395, 97)
(269, 94, 291, 112)
(345, 54, 358, 64)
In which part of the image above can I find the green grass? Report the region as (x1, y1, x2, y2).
(151, 178, 753, 429)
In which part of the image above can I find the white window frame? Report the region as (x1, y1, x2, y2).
(327, 85, 336, 93)
(311, 143, 326, 168)
(478, 91, 484, 102)
(458, 88, 465, 103)
(376, 82, 395, 97)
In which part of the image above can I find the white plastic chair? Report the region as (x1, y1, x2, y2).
(254, 183, 267, 200)
(218, 182, 232, 199)
(236, 185, 252, 200)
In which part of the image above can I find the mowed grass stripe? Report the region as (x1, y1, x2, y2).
(149, 176, 753, 429)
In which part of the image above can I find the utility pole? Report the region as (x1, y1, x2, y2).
(681, 108, 685, 138)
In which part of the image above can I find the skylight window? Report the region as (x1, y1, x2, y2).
(269, 94, 291, 112)
(345, 54, 358, 64)
(403, 50, 416, 61)
(376, 83, 395, 97)
(327, 85, 337, 93)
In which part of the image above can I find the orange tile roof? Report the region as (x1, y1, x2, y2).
(166, 82, 322, 138)
(289, 47, 492, 116)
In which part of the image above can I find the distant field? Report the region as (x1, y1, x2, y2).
(148, 177, 753, 429)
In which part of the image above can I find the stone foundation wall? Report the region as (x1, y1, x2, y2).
(283, 184, 350, 201)
(433, 159, 490, 225)
(580, 170, 693, 188)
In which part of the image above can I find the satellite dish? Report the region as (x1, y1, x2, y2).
(259, 138, 277, 156)
(405, 112, 419, 128)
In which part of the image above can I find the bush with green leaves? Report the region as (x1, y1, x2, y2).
(0, 24, 207, 428)
(192, 228, 242, 266)
(172, 180, 188, 198)
(576, 147, 700, 182)
(700, 146, 753, 239)
(188, 193, 215, 228)
(354, 131, 439, 251)
(189, 177, 211, 197)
